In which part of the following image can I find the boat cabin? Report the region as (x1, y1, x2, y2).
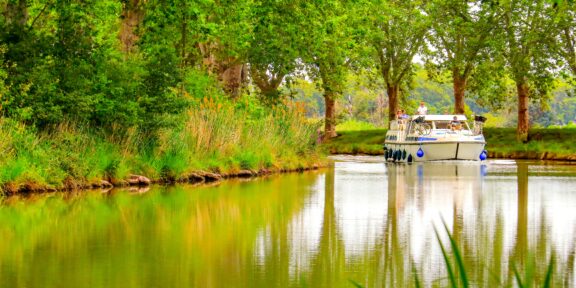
(384, 114, 487, 162)
(387, 115, 485, 143)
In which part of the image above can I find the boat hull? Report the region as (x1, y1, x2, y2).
(384, 141, 486, 162)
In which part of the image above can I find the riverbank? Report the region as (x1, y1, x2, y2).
(2, 165, 326, 195)
(322, 127, 576, 161)
(0, 104, 326, 195)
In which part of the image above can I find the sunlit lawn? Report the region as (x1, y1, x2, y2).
(324, 126, 576, 157)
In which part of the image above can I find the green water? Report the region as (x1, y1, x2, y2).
(1, 157, 576, 287)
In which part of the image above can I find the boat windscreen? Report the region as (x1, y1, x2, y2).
(434, 121, 450, 129)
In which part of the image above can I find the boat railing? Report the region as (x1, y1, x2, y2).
(389, 120, 408, 142)
(472, 115, 487, 136)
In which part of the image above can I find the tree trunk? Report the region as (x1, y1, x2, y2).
(387, 84, 399, 127)
(119, 0, 145, 53)
(4, 0, 28, 27)
(516, 80, 530, 142)
(453, 72, 467, 114)
(198, 43, 246, 99)
(219, 63, 246, 99)
(324, 93, 337, 140)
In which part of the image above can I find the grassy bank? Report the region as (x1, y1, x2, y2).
(322, 127, 576, 160)
(0, 101, 325, 195)
(323, 129, 387, 155)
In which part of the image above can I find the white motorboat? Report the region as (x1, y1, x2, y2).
(383, 115, 487, 162)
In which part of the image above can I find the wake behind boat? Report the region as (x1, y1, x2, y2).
(383, 115, 487, 162)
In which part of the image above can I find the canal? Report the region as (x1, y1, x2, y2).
(1, 157, 576, 287)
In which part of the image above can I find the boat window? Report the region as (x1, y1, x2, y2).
(435, 121, 451, 129)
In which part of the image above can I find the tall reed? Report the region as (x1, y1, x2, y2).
(0, 100, 323, 193)
(154, 98, 321, 175)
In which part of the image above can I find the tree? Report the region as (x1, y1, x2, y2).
(142, 0, 254, 99)
(300, 0, 357, 139)
(194, 0, 254, 98)
(3, 0, 28, 31)
(554, 1, 576, 76)
(426, 0, 500, 114)
(119, 0, 146, 54)
(0, 0, 107, 126)
(0, 0, 190, 130)
(247, 0, 301, 104)
(368, 0, 428, 124)
(497, 0, 557, 141)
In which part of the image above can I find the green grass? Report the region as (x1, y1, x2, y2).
(322, 129, 386, 155)
(0, 105, 325, 194)
(322, 127, 576, 159)
(336, 119, 380, 131)
(483, 127, 576, 158)
(434, 218, 469, 288)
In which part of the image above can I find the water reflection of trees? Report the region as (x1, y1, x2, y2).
(0, 173, 318, 288)
(3, 161, 576, 286)
(308, 168, 346, 287)
(282, 161, 576, 287)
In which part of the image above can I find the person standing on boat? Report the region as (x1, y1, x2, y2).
(417, 101, 428, 115)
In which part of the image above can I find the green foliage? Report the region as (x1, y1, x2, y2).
(342, 71, 388, 125)
(430, 217, 556, 288)
(553, 1, 576, 77)
(365, 0, 429, 120)
(0, 0, 575, 184)
(498, 0, 558, 95)
(0, 98, 322, 189)
(0, 45, 6, 110)
(248, 0, 302, 103)
(425, 0, 502, 96)
(288, 78, 326, 118)
(300, 0, 357, 89)
(434, 218, 469, 288)
(0, 0, 191, 132)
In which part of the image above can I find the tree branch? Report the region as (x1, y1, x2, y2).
(28, 1, 53, 32)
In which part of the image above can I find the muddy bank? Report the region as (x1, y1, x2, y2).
(1, 164, 325, 195)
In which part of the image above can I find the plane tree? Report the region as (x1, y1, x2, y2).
(247, 0, 302, 104)
(425, 0, 501, 114)
(299, 0, 359, 139)
(553, 1, 576, 76)
(497, 0, 558, 141)
(366, 0, 429, 124)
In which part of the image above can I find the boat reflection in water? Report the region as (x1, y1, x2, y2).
(261, 160, 490, 287)
(383, 162, 487, 286)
